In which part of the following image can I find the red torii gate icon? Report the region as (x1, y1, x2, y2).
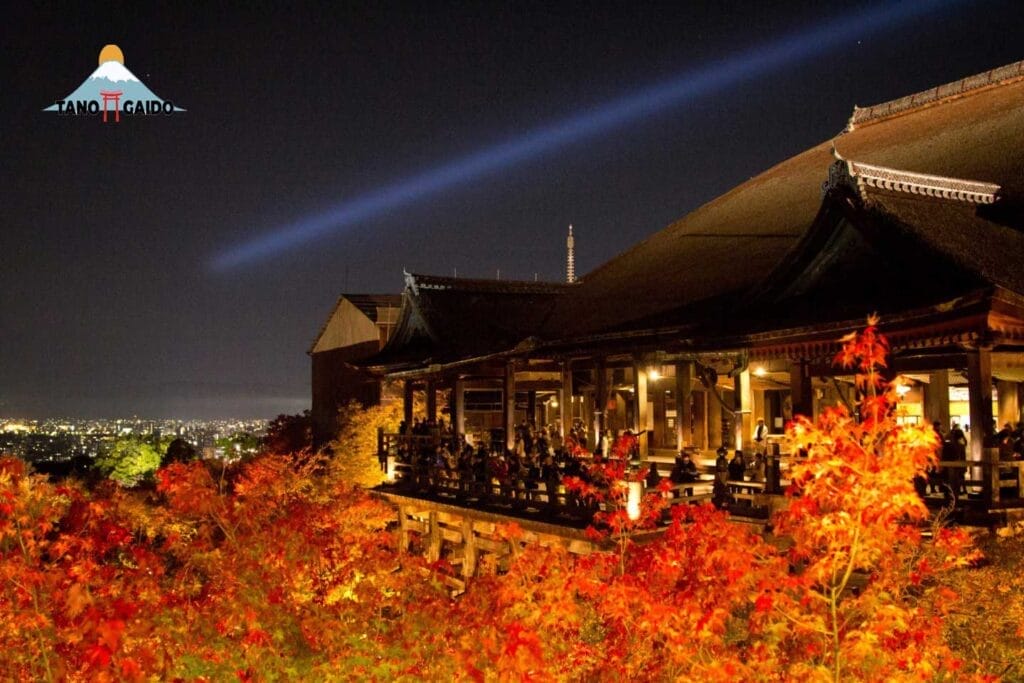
(99, 90, 123, 123)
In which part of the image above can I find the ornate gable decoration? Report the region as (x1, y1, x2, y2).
(822, 154, 1000, 205)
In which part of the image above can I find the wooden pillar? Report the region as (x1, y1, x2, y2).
(504, 363, 517, 451)
(693, 391, 708, 450)
(527, 390, 537, 427)
(997, 380, 1019, 429)
(790, 359, 813, 419)
(653, 384, 667, 448)
(675, 361, 694, 450)
(593, 360, 607, 450)
(559, 361, 572, 438)
(453, 378, 466, 436)
(427, 511, 441, 563)
(966, 348, 996, 504)
(403, 380, 414, 426)
(924, 369, 951, 431)
(426, 380, 437, 422)
(581, 393, 593, 448)
(734, 368, 753, 452)
(397, 505, 411, 552)
(461, 517, 477, 579)
(707, 385, 723, 451)
(633, 362, 649, 460)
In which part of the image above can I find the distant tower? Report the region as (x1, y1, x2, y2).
(566, 224, 576, 283)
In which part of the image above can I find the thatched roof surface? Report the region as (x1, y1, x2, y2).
(363, 274, 572, 369)
(867, 191, 1024, 296)
(549, 71, 1024, 338)
(363, 62, 1024, 370)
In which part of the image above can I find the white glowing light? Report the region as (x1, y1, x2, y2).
(626, 481, 643, 521)
(209, 0, 954, 270)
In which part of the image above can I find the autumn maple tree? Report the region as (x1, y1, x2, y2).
(0, 320, 997, 680)
(762, 317, 977, 681)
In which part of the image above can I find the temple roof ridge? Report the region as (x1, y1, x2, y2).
(845, 59, 1024, 131)
(404, 271, 575, 294)
(822, 154, 1001, 205)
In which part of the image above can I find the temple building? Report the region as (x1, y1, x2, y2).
(308, 294, 401, 444)
(349, 61, 1024, 510)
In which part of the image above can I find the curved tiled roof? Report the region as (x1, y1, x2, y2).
(550, 65, 1024, 338)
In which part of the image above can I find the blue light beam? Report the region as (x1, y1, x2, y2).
(211, 0, 959, 270)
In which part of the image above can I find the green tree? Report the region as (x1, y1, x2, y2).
(95, 437, 163, 486)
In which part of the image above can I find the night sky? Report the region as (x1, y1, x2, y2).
(3, 1, 1023, 419)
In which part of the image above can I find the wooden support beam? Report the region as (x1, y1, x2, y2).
(633, 361, 649, 460)
(559, 361, 572, 438)
(403, 380, 414, 426)
(427, 511, 441, 563)
(676, 361, 694, 450)
(453, 378, 466, 436)
(997, 380, 1020, 429)
(397, 505, 411, 553)
(693, 390, 709, 450)
(924, 369, 950, 431)
(735, 368, 752, 452)
(462, 518, 477, 579)
(475, 536, 511, 554)
(966, 348, 996, 504)
(594, 360, 607, 452)
(790, 360, 813, 420)
(426, 380, 437, 422)
(504, 363, 516, 452)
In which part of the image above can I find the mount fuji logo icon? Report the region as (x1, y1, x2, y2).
(44, 44, 184, 123)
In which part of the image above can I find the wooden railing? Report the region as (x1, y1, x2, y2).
(384, 459, 595, 520)
(933, 459, 1024, 503)
(379, 433, 1024, 516)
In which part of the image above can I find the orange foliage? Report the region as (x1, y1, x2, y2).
(0, 321, 995, 680)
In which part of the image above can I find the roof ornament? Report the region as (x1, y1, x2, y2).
(844, 109, 859, 133)
(403, 270, 419, 296)
(822, 156, 1000, 205)
(846, 59, 1024, 130)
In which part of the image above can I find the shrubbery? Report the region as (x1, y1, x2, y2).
(0, 324, 1009, 680)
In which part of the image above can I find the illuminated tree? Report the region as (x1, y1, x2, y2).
(0, 323, 998, 680)
(95, 436, 163, 486)
(759, 317, 978, 681)
(328, 399, 402, 488)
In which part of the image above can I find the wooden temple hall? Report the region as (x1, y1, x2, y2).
(343, 60, 1024, 516)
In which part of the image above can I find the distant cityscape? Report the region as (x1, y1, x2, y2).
(0, 417, 268, 464)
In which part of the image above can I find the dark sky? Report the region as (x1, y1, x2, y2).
(3, 1, 1023, 419)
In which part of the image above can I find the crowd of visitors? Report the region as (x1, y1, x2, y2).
(390, 421, 607, 512)
(387, 416, 786, 518)
(918, 419, 1024, 500)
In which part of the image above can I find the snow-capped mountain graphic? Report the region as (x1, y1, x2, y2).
(44, 58, 184, 112)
